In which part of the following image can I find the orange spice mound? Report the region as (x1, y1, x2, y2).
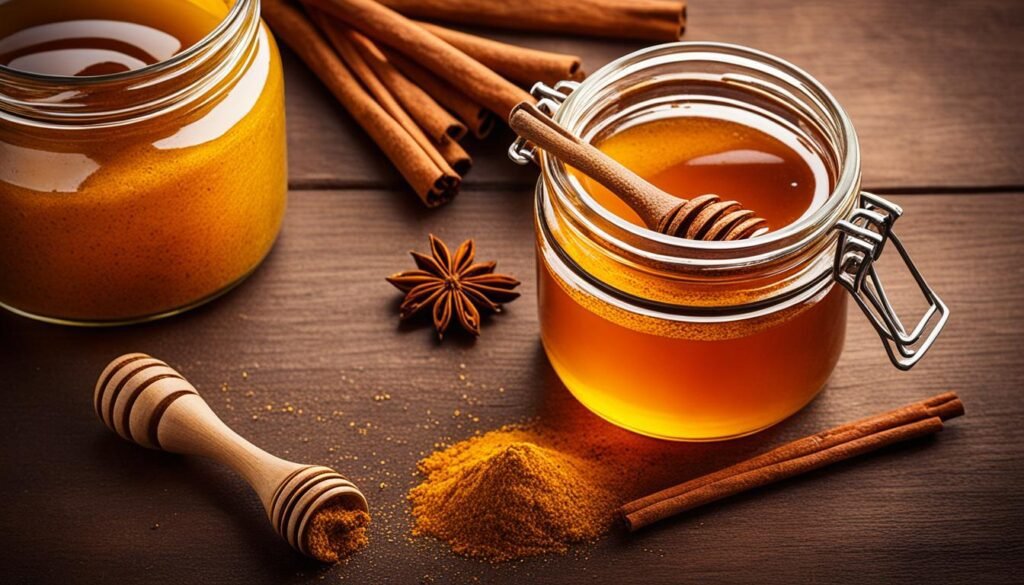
(408, 426, 618, 562)
(304, 505, 371, 563)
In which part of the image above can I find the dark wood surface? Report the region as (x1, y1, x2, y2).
(2, 1, 1024, 584)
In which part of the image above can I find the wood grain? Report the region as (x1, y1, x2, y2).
(1, 189, 1022, 584)
(284, 0, 1024, 192)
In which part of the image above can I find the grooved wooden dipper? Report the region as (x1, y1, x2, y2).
(94, 353, 369, 562)
(509, 102, 769, 241)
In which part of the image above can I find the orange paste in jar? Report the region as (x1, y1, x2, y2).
(0, 0, 287, 324)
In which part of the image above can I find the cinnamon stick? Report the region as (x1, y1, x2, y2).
(416, 21, 584, 87)
(377, 0, 687, 42)
(301, 0, 532, 120)
(309, 9, 471, 176)
(263, 0, 458, 207)
(620, 392, 965, 532)
(345, 29, 466, 143)
(436, 134, 471, 176)
(382, 48, 495, 139)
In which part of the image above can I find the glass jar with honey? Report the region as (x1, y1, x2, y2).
(0, 0, 287, 325)
(512, 43, 948, 441)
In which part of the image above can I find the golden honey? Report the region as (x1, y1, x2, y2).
(539, 109, 845, 440)
(541, 109, 845, 440)
(0, 0, 287, 324)
(529, 43, 872, 441)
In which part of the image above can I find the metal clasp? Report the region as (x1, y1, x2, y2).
(508, 81, 581, 165)
(834, 192, 949, 370)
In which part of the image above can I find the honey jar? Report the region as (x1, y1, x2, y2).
(512, 43, 948, 441)
(0, 0, 287, 325)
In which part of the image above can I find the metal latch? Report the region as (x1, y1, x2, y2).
(834, 192, 949, 370)
(509, 81, 580, 165)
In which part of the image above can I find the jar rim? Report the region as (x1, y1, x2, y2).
(543, 41, 861, 269)
(0, 0, 253, 86)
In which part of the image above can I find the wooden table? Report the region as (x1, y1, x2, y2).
(2, 2, 1023, 583)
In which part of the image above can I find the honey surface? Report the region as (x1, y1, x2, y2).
(0, 0, 288, 323)
(575, 105, 830, 231)
(0, 0, 225, 76)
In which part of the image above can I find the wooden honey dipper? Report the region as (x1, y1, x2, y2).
(94, 353, 369, 562)
(510, 102, 769, 241)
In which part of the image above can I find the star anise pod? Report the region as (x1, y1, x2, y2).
(386, 235, 521, 339)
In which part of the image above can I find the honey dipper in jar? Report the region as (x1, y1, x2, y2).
(510, 101, 770, 241)
(94, 354, 368, 562)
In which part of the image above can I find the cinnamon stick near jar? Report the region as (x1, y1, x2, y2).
(308, 10, 471, 176)
(380, 48, 495, 139)
(262, 0, 458, 207)
(343, 30, 467, 143)
(415, 21, 585, 87)
(377, 0, 687, 42)
(620, 392, 965, 532)
(300, 0, 532, 120)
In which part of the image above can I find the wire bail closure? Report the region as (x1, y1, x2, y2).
(509, 84, 948, 370)
(834, 192, 948, 370)
(508, 81, 579, 165)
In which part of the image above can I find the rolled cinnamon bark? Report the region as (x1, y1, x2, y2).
(263, 0, 458, 207)
(620, 392, 965, 532)
(378, 0, 687, 42)
(416, 21, 584, 87)
(301, 0, 532, 120)
(381, 48, 495, 139)
(624, 417, 946, 531)
(309, 10, 471, 178)
(620, 392, 964, 519)
(345, 30, 467, 143)
(437, 136, 471, 176)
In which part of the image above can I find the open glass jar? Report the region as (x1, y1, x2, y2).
(512, 43, 948, 441)
(0, 0, 287, 325)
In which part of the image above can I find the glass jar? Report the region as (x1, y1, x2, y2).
(0, 0, 287, 325)
(514, 43, 948, 441)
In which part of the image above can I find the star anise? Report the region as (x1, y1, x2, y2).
(386, 235, 521, 339)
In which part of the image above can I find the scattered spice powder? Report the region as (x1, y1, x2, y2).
(304, 503, 371, 563)
(408, 425, 621, 562)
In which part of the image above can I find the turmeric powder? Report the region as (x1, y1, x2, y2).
(304, 504, 370, 563)
(408, 425, 618, 562)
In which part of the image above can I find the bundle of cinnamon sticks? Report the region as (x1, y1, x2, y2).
(261, 0, 686, 207)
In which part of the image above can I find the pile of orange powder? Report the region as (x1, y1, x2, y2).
(408, 424, 627, 562)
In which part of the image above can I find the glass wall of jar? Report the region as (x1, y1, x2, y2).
(0, 0, 287, 325)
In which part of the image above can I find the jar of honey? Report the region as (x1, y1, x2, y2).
(0, 0, 287, 325)
(513, 43, 948, 441)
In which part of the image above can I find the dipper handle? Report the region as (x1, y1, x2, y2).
(94, 353, 367, 559)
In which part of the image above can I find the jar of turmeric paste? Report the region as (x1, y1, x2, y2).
(0, 0, 287, 325)
(512, 43, 948, 441)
